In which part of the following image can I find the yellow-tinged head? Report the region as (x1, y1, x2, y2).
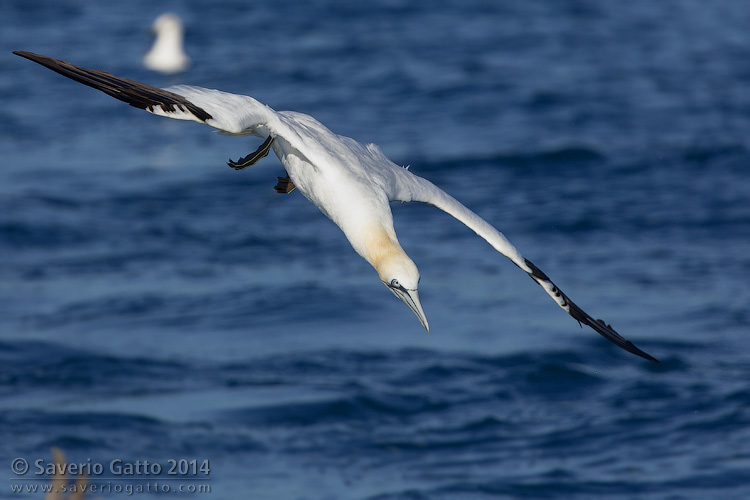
(364, 228, 428, 332)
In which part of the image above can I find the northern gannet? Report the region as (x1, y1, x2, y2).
(143, 13, 190, 74)
(13, 51, 658, 362)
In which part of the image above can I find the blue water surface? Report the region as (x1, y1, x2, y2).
(1, 1, 749, 498)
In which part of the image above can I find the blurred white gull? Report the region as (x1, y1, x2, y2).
(13, 51, 658, 362)
(143, 13, 190, 74)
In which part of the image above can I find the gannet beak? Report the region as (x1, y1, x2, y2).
(388, 286, 429, 332)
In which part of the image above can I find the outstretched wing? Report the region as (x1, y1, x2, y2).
(13, 51, 274, 135)
(399, 173, 658, 362)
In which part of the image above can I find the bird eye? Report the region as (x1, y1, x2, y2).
(390, 279, 400, 288)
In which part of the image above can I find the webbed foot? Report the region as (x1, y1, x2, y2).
(227, 136, 274, 170)
(274, 175, 296, 194)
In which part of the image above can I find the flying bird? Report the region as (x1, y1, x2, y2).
(143, 13, 190, 74)
(13, 51, 658, 362)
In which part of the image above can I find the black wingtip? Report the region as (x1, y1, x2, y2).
(523, 258, 659, 363)
(572, 305, 659, 363)
(14, 50, 213, 122)
(613, 332, 659, 363)
(622, 342, 659, 363)
(627, 343, 659, 363)
(14, 50, 63, 67)
(14, 50, 45, 65)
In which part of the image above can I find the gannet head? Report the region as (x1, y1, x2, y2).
(356, 222, 429, 331)
(376, 252, 429, 332)
(152, 13, 184, 39)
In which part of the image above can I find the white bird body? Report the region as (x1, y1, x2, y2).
(143, 13, 190, 74)
(155, 86, 527, 275)
(13, 51, 658, 362)
(154, 87, 419, 266)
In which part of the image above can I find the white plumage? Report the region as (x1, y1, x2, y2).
(143, 13, 190, 74)
(13, 51, 658, 362)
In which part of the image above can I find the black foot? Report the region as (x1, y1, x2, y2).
(274, 176, 296, 194)
(227, 136, 274, 170)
